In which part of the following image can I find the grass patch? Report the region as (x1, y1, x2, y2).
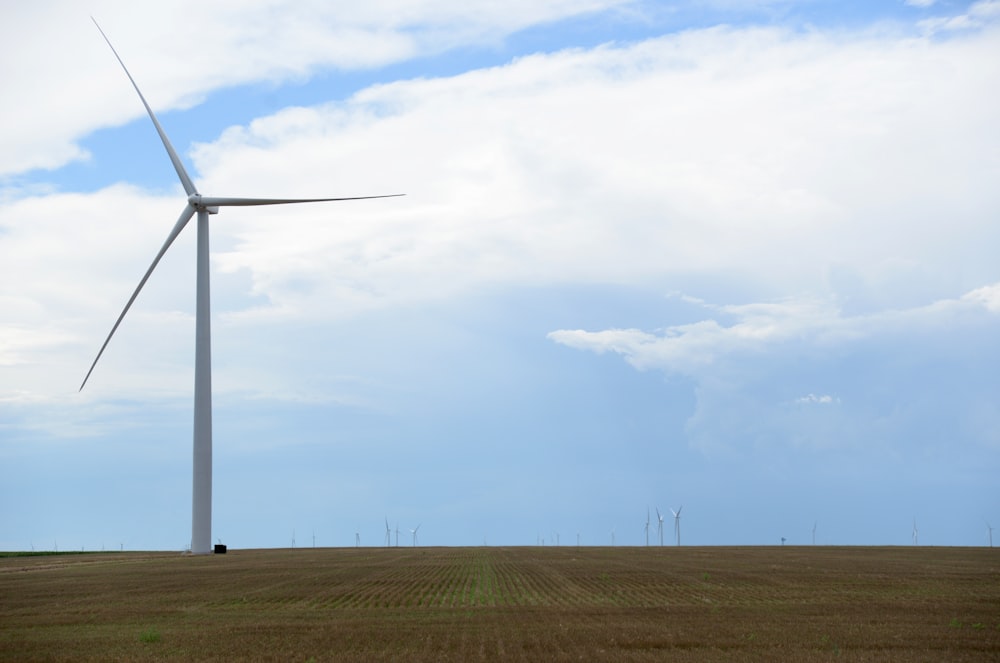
(139, 627, 161, 643)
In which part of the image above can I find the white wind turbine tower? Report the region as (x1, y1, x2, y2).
(384, 518, 392, 547)
(81, 20, 403, 555)
(912, 520, 919, 546)
(671, 506, 683, 546)
(987, 522, 994, 548)
(410, 524, 421, 547)
(644, 508, 650, 546)
(812, 521, 817, 546)
(656, 507, 665, 546)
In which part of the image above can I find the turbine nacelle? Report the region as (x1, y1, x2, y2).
(187, 195, 219, 214)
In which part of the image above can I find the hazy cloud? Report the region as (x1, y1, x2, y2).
(917, 0, 1000, 33)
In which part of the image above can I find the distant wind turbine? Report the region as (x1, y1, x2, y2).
(912, 520, 919, 546)
(656, 507, 665, 546)
(410, 524, 421, 547)
(987, 521, 994, 548)
(384, 518, 392, 547)
(610, 527, 616, 547)
(644, 508, 650, 547)
(355, 531, 361, 548)
(395, 524, 400, 547)
(671, 506, 683, 546)
(81, 19, 403, 556)
(812, 521, 817, 546)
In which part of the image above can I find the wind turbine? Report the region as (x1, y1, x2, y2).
(395, 523, 400, 547)
(987, 521, 994, 548)
(656, 507, 665, 546)
(355, 531, 361, 548)
(644, 508, 650, 547)
(812, 521, 817, 546)
(671, 506, 683, 546)
(610, 527, 616, 547)
(81, 20, 403, 555)
(384, 518, 392, 547)
(410, 524, 421, 547)
(912, 520, 919, 546)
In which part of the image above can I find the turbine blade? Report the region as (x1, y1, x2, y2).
(80, 204, 197, 391)
(92, 18, 197, 197)
(197, 193, 405, 207)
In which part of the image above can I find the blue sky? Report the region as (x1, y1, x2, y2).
(2, 0, 998, 551)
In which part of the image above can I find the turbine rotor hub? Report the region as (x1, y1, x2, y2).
(187, 194, 219, 214)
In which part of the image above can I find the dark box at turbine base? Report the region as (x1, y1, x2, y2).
(214, 544, 227, 554)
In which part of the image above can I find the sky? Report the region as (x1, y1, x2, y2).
(1, 0, 998, 551)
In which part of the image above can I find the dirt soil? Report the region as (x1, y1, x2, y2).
(1, 546, 998, 661)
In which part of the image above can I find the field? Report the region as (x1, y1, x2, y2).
(1, 546, 998, 661)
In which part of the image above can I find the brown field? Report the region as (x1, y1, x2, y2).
(1, 546, 998, 661)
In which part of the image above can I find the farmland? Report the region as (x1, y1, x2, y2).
(1, 546, 997, 661)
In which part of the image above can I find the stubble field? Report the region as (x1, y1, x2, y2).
(1, 545, 997, 661)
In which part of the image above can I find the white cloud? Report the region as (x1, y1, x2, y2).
(548, 285, 1000, 378)
(0, 0, 633, 177)
(196, 23, 1000, 316)
(795, 394, 839, 405)
(2, 18, 999, 409)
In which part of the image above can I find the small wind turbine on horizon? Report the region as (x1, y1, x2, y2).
(384, 518, 392, 547)
(671, 506, 683, 546)
(812, 521, 817, 546)
(80, 19, 403, 555)
(656, 507, 665, 546)
(912, 520, 919, 546)
(644, 508, 650, 546)
(410, 524, 421, 547)
(987, 521, 994, 548)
